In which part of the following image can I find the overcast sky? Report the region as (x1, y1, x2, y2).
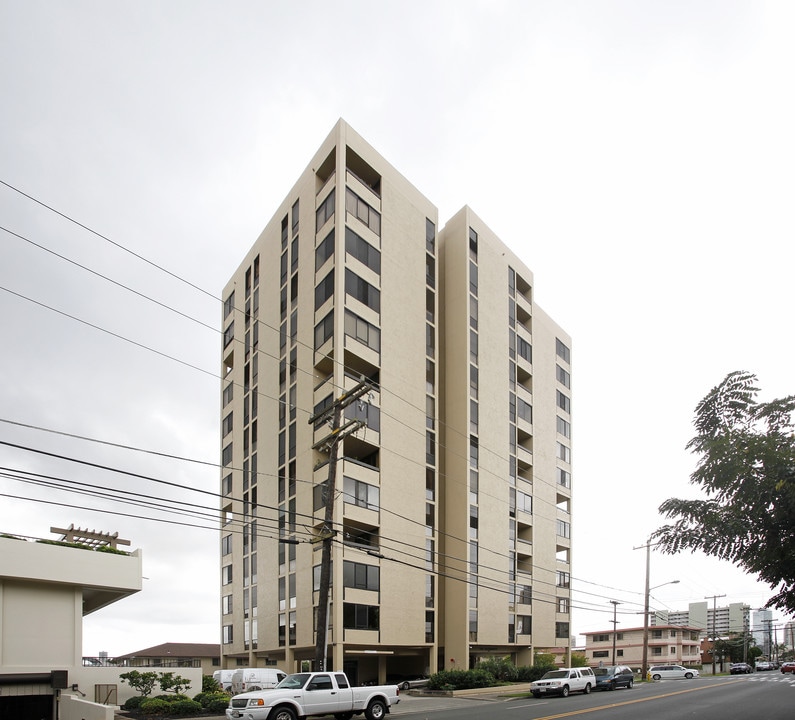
(1, 0, 793, 657)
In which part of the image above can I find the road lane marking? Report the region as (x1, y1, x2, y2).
(529, 680, 745, 719)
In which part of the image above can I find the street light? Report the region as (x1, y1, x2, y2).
(640, 542, 680, 678)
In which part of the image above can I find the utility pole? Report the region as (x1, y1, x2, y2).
(610, 600, 621, 665)
(308, 377, 373, 672)
(705, 593, 726, 675)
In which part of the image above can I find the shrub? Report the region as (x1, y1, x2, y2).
(477, 657, 518, 682)
(201, 674, 221, 693)
(139, 698, 171, 715)
(122, 695, 144, 710)
(193, 691, 230, 712)
(427, 668, 495, 690)
(205, 693, 232, 713)
(166, 699, 202, 715)
(516, 665, 557, 682)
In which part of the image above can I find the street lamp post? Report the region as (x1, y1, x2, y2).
(639, 542, 680, 678)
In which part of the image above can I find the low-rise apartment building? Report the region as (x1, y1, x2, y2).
(583, 625, 702, 669)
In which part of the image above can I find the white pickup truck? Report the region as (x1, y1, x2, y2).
(226, 671, 400, 720)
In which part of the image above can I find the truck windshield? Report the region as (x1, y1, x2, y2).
(277, 674, 311, 689)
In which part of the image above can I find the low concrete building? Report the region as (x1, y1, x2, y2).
(0, 530, 202, 719)
(583, 625, 702, 670)
(115, 642, 221, 676)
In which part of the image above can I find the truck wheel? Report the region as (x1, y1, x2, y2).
(560, 685, 569, 697)
(627, 678, 634, 688)
(272, 706, 297, 720)
(365, 699, 387, 720)
(583, 683, 591, 695)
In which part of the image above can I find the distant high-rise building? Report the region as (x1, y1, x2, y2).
(219, 120, 572, 680)
(654, 601, 750, 638)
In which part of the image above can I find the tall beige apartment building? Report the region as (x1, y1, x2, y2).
(219, 120, 573, 683)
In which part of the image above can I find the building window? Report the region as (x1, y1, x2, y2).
(314, 270, 334, 310)
(558, 468, 571, 488)
(593, 650, 609, 658)
(426, 218, 435, 253)
(346, 227, 381, 274)
(558, 597, 570, 613)
(557, 442, 571, 463)
(343, 603, 379, 630)
(345, 400, 380, 432)
(343, 561, 380, 591)
(222, 474, 232, 496)
(222, 565, 232, 585)
(594, 633, 610, 642)
(517, 491, 532, 514)
(223, 291, 235, 319)
(557, 416, 570, 438)
(516, 584, 532, 605)
(221, 444, 233, 467)
(223, 322, 234, 348)
(557, 390, 571, 414)
(222, 625, 233, 644)
(345, 269, 380, 312)
(556, 338, 571, 363)
(556, 364, 571, 388)
(221, 534, 232, 555)
(222, 412, 233, 437)
(343, 476, 379, 511)
(315, 188, 335, 231)
(222, 594, 232, 615)
(344, 310, 380, 352)
(223, 382, 233, 407)
(314, 310, 334, 349)
(557, 519, 571, 538)
(517, 615, 531, 635)
(557, 571, 570, 588)
(345, 188, 381, 235)
(556, 622, 570, 638)
(315, 229, 335, 271)
(518, 398, 532, 424)
(469, 227, 478, 258)
(517, 336, 532, 363)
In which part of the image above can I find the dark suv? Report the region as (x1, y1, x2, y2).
(593, 665, 635, 691)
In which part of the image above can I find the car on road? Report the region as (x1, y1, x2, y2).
(730, 663, 753, 674)
(530, 667, 595, 698)
(755, 661, 775, 671)
(593, 665, 635, 691)
(648, 665, 699, 680)
(780, 662, 795, 674)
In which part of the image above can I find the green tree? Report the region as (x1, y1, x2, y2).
(651, 371, 795, 614)
(119, 670, 159, 697)
(158, 671, 191, 694)
(570, 652, 589, 668)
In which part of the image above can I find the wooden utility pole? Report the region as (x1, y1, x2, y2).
(705, 593, 726, 675)
(610, 600, 621, 665)
(309, 377, 373, 671)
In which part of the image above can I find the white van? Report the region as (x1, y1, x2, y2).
(213, 669, 236, 692)
(230, 668, 287, 695)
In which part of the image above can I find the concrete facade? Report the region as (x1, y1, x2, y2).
(219, 120, 572, 681)
(0, 534, 198, 719)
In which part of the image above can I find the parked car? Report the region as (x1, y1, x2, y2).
(648, 665, 699, 680)
(729, 663, 753, 674)
(386, 674, 429, 691)
(530, 667, 595, 697)
(755, 661, 775, 672)
(593, 665, 635, 691)
(780, 662, 795, 674)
